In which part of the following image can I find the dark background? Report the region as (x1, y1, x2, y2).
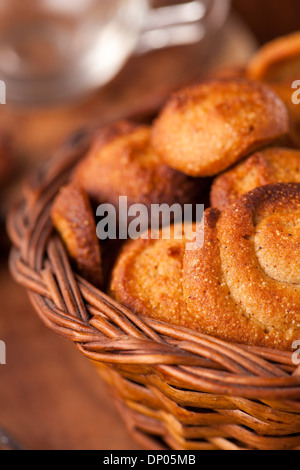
(233, 0, 300, 44)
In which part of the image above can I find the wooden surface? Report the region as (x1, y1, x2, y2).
(0, 270, 139, 450)
(0, 6, 288, 450)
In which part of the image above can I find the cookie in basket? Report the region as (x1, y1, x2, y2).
(51, 182, 103, 288)
(72, 120, 205, 215)
(207, 33, 300, 149)
(110, 223, 196, 326)
(151, 77, 289, 177)
(183, 183, 300, 350)
(210, 147, 300, 211)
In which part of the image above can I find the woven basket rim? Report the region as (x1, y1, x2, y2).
(6, 117, 300, 405)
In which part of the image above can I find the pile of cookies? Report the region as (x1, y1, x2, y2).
(51, 32, 300, 351)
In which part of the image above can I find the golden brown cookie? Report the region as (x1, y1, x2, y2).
(110, 223, 196, 325)
(72, 120, 204, 212)
(210, 147, 300, 211)
(183, 183, 300, 350)
(51, 183, 103, 287)
(151, 78, 289, 177)
(247, 32, 300, 81)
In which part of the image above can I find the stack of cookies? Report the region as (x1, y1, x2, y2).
(51, 32, 300, 351)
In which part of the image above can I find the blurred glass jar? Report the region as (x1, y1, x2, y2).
(0, 0, 230, 104)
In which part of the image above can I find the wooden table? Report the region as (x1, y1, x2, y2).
(0, 270, 139, 450)
(0, 12, 257, 450)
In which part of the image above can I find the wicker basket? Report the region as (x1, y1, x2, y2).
(7, 117, 300, 451)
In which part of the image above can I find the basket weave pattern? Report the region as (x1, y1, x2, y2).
(7, 128, 300, 451)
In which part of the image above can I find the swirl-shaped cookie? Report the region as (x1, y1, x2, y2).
(183, 183, 300, 350)
(210, 147, 300, 211)
(110, 224, 195, 325)
(151, 78, 289, 177)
